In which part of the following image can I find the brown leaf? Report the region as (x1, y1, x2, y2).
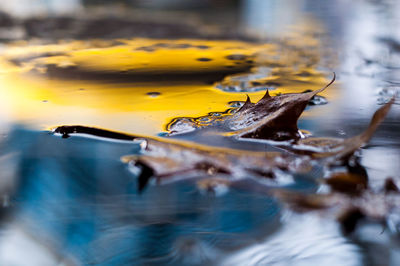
(167, 73, 336, 141)
(225, 74, 335, 140)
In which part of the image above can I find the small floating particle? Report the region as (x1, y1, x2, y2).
(196, 45, 210, 49)
(146, 92, 161, 97)
(196, 57, 212, 62)
(42, 100, 48, 103)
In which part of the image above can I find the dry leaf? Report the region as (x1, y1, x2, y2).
(168, 74, 336, 141)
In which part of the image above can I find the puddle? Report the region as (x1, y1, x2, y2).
(0, 1, 400, 265)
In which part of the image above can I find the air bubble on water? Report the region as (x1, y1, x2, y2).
(168, 118, 197, 134)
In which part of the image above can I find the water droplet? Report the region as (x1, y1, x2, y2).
(308, 95, 328, 105)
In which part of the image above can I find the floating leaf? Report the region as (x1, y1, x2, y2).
(168, 73, 336, 141)
(225, 75, 334, 140)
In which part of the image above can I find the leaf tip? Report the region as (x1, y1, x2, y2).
(260, 89, 271, 100)
(314, 72, 336, 95)
(238, 94, 253, 112)
(360, 96, 394, 142)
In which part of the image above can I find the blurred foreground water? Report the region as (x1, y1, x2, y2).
(0, 0, 400, 265)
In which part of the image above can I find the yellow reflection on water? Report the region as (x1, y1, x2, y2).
(0, 37, 334, 135)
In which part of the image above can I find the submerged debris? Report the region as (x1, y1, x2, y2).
(274, 174, 400, 234)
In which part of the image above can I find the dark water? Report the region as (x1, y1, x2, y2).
(1, 1, 400, 265)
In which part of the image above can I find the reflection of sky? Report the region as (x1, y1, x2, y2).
(241, 0, 303, 37)
(0, 128, 281, 265)
(0, 0, 81, 18)
(220, 212, 362, 266)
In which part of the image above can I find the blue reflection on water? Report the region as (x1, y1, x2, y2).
(3, 127, 306, 265)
